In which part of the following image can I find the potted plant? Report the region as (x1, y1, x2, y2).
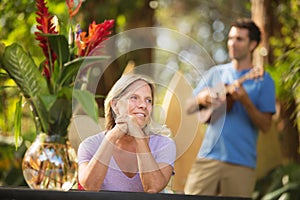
(0, 0, 114, 190)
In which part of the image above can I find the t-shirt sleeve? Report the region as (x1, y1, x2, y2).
(257, 73, 276, 114)
(77, 133, 104, 165)
(151, 135, 176, 168)
(193, 67, 222, 96)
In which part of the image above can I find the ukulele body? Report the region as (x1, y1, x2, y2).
(187, 67, 263, 124)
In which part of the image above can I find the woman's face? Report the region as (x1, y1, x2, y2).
(121, 80, 153, 128)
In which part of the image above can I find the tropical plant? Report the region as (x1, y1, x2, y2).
(253, 163, 300, 200)
(268, 0, 300, 133)
(253, 0, 300, 199)
(0, 0, 114, 143)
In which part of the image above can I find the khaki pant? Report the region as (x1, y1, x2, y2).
(184, 158, 255, 198)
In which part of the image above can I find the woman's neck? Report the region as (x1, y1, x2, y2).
(115, 135, 136, 152)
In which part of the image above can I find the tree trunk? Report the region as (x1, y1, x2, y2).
(251, 0, 271, 67)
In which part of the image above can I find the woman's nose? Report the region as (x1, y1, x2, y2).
(137, 100, 147, 109)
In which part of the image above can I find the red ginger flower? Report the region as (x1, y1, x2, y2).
(66, 0, 83, 19)
(34, 0, 58, 79)
(76, 20, 115, 57)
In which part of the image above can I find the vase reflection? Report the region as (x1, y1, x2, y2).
(22, 133, 78, 191)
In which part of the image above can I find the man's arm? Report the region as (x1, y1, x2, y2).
(230, 85, 273, 133)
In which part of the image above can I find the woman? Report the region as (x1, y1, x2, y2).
(77, 73, 176, 193)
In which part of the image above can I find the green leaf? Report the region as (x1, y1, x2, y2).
(14, 96, 22, 150)
(47, 34, 69, 65)
(58, 86, 73, 100)
(48, 98, 72, 137)
(73, 89, 99, 123)
(262, 183, 300, 200)
(0, 42, 5, 59)
(40, 94, 57, 111)
(1, 43, 50, 133)
(60, 56, 109, 87)
(47, 34, 70, 92)
(59, 57, 84, 87)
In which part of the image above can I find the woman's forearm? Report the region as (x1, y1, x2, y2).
(135, 139, 172, 193)
(78, 129, 122, 191)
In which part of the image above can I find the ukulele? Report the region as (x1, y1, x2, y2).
(186, 67, 264, 123)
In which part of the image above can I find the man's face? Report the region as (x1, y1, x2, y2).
(227, 26, 253, 61)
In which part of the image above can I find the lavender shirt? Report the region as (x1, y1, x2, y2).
(77, 131, 176, 192)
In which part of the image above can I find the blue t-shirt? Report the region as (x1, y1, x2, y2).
(194, 62, 276, 168)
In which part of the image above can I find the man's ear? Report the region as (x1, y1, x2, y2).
(250, 40, 258, 52)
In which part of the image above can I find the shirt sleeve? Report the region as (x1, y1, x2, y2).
(257, 73, 276, 114)
(193, 66, 223, 96)
(77, 132, 104, 165)
(151, 135, 176, 168)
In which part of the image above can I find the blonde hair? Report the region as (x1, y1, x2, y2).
(104, 73, 155, 130)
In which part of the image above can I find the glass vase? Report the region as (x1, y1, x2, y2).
(22, 133, 78, 191)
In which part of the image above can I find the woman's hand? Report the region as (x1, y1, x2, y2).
(115, 96, 147, 138)
(126, 115, 146, 138)
(114, 97, 130, 134)
(116, 114, 146, 139)
(115, 115, 128, 134)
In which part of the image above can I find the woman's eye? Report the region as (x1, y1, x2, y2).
(146, 99, 152, 104)
(130, 95, 138, 100)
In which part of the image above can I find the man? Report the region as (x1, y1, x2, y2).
(184, 18, 276, 197)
